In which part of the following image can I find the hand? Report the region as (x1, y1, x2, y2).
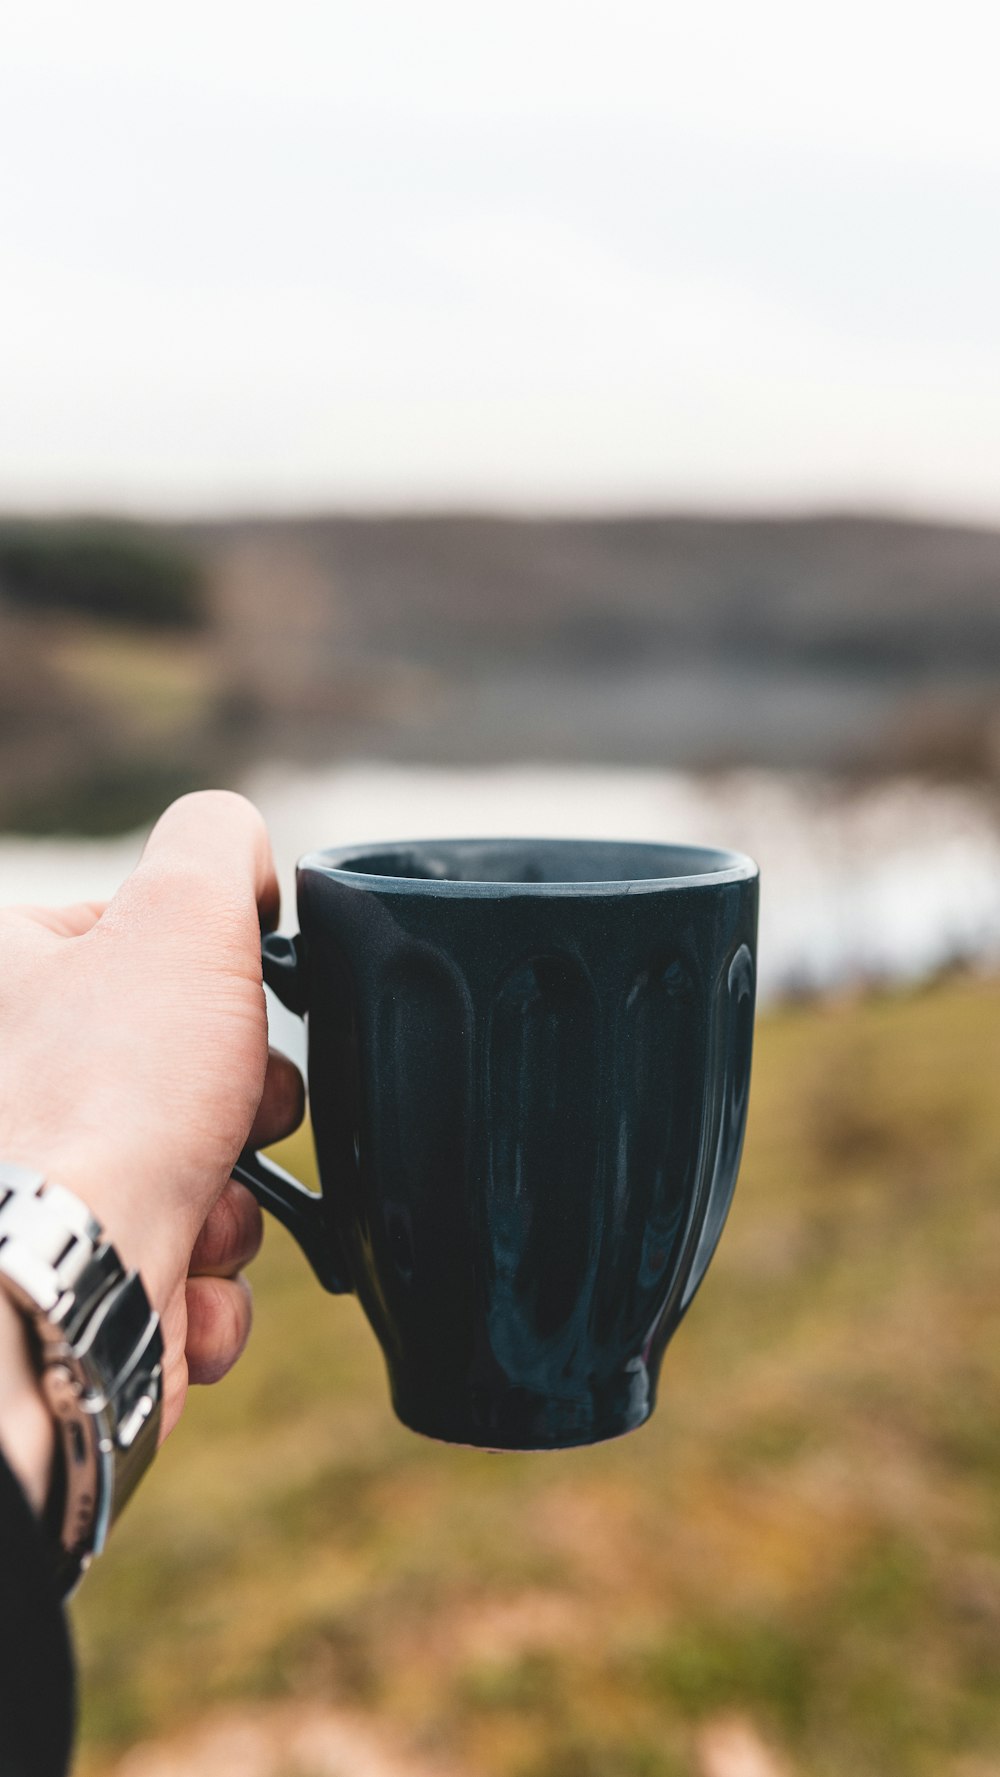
(0, 791, 304, 1448)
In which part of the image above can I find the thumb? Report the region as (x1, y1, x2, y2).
(107, 791, 281, 943)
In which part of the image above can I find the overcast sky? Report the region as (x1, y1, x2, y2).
(1, 1, 998, 516)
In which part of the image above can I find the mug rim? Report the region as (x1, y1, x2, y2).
(299, 836, 759, 896)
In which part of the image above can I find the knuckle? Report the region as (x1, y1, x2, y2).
(193, 1182, 262, 1274)
(217, 1275, 250, 1354)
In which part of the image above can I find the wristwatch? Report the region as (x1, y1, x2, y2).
(0, 1161, 163, 1596)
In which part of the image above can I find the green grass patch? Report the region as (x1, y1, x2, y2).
(4, 757, 214, 837)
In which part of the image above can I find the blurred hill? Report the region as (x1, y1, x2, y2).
(3, 511, 1000, 833)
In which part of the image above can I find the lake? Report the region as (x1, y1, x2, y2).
(1, 763, 997, 1023)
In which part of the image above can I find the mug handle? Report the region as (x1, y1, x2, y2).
(231, 933, 352, 1295)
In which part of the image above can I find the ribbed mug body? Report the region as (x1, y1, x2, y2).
(298, 838, 757, 1449)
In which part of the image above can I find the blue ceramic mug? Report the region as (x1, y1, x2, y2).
(234, 838, 758, 1449)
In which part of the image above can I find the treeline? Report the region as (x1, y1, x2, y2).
(0, 519, 205, 628)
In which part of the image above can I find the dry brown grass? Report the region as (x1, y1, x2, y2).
(71, 976, 1000, 1777)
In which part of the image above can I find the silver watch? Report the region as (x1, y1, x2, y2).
(0, 1161, 163, 1595)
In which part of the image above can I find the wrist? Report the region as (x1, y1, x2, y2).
(0, 1292, 55, 1516)
(0, 1135, 180, 1316)
(0, 1161, 163, 1592)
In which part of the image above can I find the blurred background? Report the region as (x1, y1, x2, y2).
(2, 4, 999, 1774)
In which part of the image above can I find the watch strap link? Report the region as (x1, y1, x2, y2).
(0, 1162, 163, 1594)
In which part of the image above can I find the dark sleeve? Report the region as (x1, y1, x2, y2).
(0, 1448, 75, 1777)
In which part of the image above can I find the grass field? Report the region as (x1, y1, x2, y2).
(73, 977, 1000, 1777)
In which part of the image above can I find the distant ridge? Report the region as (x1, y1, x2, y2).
(2, 511, 998, 833)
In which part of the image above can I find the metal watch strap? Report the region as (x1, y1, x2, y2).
(0, 1161, 163, 1596)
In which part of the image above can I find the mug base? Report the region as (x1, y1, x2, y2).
(389, 1371, 656, 1451)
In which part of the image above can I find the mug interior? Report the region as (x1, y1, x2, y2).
(310, 837, 755, 888)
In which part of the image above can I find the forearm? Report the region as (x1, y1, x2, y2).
(0, 1292, 54, 1517)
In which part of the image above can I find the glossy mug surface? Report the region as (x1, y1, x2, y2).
(235, 838, 758, 1450)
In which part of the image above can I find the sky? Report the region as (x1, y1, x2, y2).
(1, 1, 999, 517)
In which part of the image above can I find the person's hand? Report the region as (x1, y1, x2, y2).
(0, 791, 304, 1445)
